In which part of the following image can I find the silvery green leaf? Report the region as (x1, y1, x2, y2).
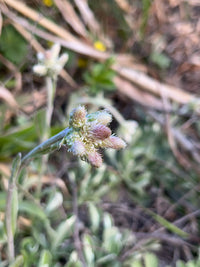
(10, 153, 21, 183)
(9, 255, 24, 267)
(185, 263, 196, 267)
(45, 191, 63, 214)
(144, 253, 158, 267)
(52, 215, 75, 250)
(176, 261, 186, 267)
(103, 226, 122, 254)
(65, 262, 82, 267)
(0, 220, 6, 242)
(21, 237, 39, 254)
(79, 173, 92, 200)
(94, 184, 111, 199)
(91, 165, 106, 186)
(88, 202, 100, 232)
(19, 201, 47, 221)
(82, 234, 94, 266)
(129, 260, 143, 267)
(38, 249, 52, 267)
(103, 212, 113, 229)
(11, 188, 18, 235)
(65, 251, 83, 267)
(96, 254, 117, 264)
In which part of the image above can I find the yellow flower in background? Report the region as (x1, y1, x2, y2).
(43, 0, 54, 7)
(94, 41, 106, 52)
(77, 58, 88, 68)
(47, 41, 54, 48)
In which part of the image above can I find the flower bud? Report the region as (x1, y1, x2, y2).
(70, 106, 87, 128)
(65, 106, 126, 167)
(71, 140, 86, 156)
(90, 124, 111, 140)
(87, 150, 102, 168)
(53, 64, 63, 74)
(37, 52, 45, 61)
(50, 43, 61, 61)
(87, 111, 112, 125)
(33, 64, 47, 76)
(96, 111, 112, 125)
(58, 53, 69, 68)
(102, 136, 126, 150)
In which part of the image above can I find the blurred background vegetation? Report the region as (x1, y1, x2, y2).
(0, 0, 200, 266)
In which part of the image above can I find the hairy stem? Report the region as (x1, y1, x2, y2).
(46, 77, 56, 133)
(6, 183, 15, 262)
(36, 77, 56, 196)
(6, 154, 21, 263)
(21, 127, 70, 164)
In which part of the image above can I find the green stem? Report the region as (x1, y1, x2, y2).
(6, 183, 15, 263)
(21, 127, 70, 165)
(46, 76, 56, 135)
(36, 77, 56, 197)
(6, 154, 21, 263)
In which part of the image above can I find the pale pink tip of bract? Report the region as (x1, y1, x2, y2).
(87, 151, 103, 168)
(91, 124, 111, 140)
(103, 136, 126, 150)
(96, 111, 112, 125)
(71, 140, 86, 156)
(72, 105, 86, 118)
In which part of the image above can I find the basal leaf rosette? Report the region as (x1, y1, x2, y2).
(65, 106, 126, 167)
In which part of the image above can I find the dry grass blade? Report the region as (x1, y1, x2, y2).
(113, 64, 196, 104)
(0, 3, 109, 60)
(0, 85, 19, 109)
(73, 0, 111, 47)
(1, 0, 198, 109)
(73, 0, 101, 35)
(149, 110, 200, 171)
(2, 0, 76, 42)
(186, 0, 200, 5)
(161, 90, 191, 168)
(114, 76, 164, 110)
(54, 0, 89, 39)
(114, 0, 133, 13)
(153, 0, 167, 23)
(60, 69, 78, 88)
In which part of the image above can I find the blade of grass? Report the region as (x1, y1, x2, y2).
(142, 206, 189, 238)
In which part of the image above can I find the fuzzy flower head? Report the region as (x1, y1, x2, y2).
(33, 43, 68, 79)
(65, 106, 126, 167)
